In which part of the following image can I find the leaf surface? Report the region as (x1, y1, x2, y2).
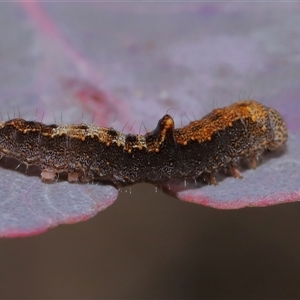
(0, 2, 299, 236)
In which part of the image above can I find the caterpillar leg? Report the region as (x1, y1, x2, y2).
(41, 169, 56, 181)
(228, 164, 243, 179)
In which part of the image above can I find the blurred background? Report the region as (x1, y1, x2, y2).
(3, 185, 300, 298)
(0, 2, 300, 298)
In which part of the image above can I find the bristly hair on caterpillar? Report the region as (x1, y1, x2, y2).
(0, 100, 288, 187)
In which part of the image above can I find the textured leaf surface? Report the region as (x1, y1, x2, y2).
(0, 2, 299, 236)
(0, 170, 117, 237)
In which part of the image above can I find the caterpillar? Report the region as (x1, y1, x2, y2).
(0, 100, 288, 187)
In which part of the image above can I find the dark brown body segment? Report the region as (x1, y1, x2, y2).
(0, 100, 287, 187)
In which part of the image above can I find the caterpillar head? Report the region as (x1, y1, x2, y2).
(266, 107, 288, 151)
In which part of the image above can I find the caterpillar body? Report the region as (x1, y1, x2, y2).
(0, 100, 288, 187)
